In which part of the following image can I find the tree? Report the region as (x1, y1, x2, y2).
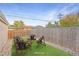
(46, 22, 54, 28)
(13, 20, 25, 29)
(54, 21, 59, 27)
(59, 13, 79, 27)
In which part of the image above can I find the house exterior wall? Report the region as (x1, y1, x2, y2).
(0, 17, 8, 55)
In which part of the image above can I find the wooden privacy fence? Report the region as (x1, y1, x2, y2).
(8, 29, 31, 39)
(30, 27, 79, 55)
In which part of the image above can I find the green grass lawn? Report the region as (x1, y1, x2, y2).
(12, 40, 71, 56)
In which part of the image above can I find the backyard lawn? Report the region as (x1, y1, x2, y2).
(11, 36, 71, 56)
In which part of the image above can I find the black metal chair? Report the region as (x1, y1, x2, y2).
(30, 34, 36, 40)
(37, 36, 46, 47)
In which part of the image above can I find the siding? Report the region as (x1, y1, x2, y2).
(0, 20, 8, 53)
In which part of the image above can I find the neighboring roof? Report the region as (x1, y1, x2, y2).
(32, 26, 44, 29)
(0, 10, 8, 25)
(23, 26, 32, 29)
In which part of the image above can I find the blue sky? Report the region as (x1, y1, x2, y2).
(0, 3, 79, 26)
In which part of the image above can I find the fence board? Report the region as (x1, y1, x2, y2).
(30, 27, 79, 55)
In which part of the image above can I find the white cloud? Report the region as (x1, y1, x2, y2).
(42, 3, 76, 24)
